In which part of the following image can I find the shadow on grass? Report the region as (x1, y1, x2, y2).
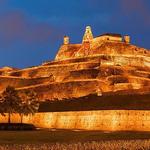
(0, 129, 150, 144)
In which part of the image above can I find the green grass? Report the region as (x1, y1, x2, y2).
(0, 130, 150, 144)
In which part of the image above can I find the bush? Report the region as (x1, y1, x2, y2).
(0, 123, 36, 131)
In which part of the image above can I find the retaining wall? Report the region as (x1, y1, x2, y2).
(1, 110, 150, 131)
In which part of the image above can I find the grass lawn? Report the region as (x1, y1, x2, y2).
(0, 129, 150, 144)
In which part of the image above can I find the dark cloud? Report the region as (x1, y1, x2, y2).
(121, 0, 147, 12)
(120, 0, 150, 26)
(0, 11, 63, 47)
(0, 0, 149, 68)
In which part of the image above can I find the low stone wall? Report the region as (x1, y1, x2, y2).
(1, 110, 150, 131)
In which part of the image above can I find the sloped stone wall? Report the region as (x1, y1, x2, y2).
(1, 110, 150, 131)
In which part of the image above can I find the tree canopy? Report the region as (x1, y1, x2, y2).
(0, 86, 39, 124)
(19, 90, 39, 123)
(1, 86, 22, 123)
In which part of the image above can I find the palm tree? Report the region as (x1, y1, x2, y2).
(19, 90, 39, 124)
(1, 86, 21, 124)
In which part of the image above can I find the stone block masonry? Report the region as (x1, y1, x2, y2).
(1, 110, 150, 131)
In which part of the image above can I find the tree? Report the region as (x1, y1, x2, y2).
(1, 86, 22, 123)
(19, 90, 39, 124)
(0, 95, 5, 117)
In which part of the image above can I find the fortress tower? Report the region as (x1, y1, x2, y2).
(124, 35, 130, 43)
(82, 26, 93, 43)
(63, 36, 70, 45)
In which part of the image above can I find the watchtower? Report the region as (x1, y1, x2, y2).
(124, 35, 130, 44)
(64, 36, 70, 45)
(82, 26, 93, 43)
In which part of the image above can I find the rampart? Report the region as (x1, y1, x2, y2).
(7, 55, 150, 79)
(1, 110, 150, 131)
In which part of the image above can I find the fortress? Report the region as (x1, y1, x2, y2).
(55, 26, 131, 61)
(1, 26, 150, 131)
(1, 26, 150, 100)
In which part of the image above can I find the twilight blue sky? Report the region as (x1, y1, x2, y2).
(0, 0, 150, 68)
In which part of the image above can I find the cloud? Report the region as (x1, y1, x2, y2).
(0, 0, 5, 4)
(120, 0, 150, 25)
(0, 11, 63, 47)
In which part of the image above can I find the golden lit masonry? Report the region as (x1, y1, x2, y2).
(1, 25, 150, 131)
(0, 25, 150, 101)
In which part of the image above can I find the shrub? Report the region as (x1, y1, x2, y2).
(0, 123, 36, 131)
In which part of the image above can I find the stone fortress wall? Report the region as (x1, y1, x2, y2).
(1, 110, 150, 131)
(93, 35, 122, 43)
(1, 54, 150, 100)
(6, 55, 150, 79)
(55, 26, 150, 61)
(0, 26, 150, 131)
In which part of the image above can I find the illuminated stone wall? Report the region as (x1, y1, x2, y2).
(1, 110, 150, 131)
(93, 36, 122, 43)
(1, 55, 150, 100)
(6, 55, 150, 79)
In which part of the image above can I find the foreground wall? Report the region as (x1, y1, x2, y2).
(1, 110, 150, 131)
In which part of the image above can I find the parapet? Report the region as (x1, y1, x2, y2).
(96, 33, 122, 42)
